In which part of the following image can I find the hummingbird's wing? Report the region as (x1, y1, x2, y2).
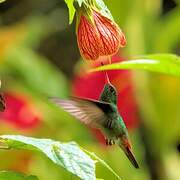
(50, 97, 111, 127)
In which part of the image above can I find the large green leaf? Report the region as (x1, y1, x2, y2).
(0, 135, 120, 180)
(0, 135, 96, 180)
(0, 171, 38, 180)
(91, 54, 180, 77)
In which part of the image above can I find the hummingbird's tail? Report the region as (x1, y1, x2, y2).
(123, 146, 139, 169)
(118, 137, 139, 169)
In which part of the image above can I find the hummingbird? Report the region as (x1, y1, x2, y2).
(50, 73, 139, 169)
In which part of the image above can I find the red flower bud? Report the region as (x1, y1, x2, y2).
(77, 9, 126, 61)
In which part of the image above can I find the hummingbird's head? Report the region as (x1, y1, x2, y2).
(100, 80, 117, 105)
(103, 83, 117, 104)
(119, 135, 139, 169)
(99, 72, 117, 104)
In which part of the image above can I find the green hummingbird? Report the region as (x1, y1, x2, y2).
(50, 74, 139, 168)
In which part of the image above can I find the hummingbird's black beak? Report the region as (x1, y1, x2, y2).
(124, 146, 139, 169)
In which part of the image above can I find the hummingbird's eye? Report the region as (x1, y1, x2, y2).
(110, 87, 114, 93)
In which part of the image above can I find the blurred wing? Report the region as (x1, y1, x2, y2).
(0, 94, 6, 111)
(50, 97, 111, 127)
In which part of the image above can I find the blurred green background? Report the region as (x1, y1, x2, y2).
(0, 0, 180, 180)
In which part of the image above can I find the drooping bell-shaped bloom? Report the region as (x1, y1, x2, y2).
(76, 4, 126, 60)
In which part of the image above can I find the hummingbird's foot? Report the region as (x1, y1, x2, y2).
(105, 139, 115, 146)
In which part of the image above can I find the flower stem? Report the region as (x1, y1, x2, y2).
(108, 56, 112, 64)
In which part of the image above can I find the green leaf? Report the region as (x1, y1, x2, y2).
(0, 135, 96, 180)
(0, 171, 38, 180)
(0, 135, 121, 180)
(95, 0, 113, 21)
(75, 0, 83, 7)
(91, 54, 180, 77)
(64, 0, 113, 24)
(64, 0, 76, 24)
(64, 0, 84, 24)
(82, 148, 121, 180)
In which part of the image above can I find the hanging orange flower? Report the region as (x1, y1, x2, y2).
(76, 2, 126, 60)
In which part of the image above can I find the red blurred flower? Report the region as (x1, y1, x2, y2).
(0, 92, 41, 130)
(76, 4, 126, 60)
(72, 55, 139, 144)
